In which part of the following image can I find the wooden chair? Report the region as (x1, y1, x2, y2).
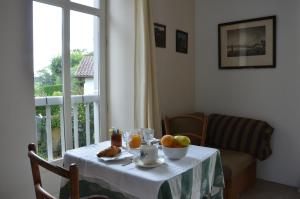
(164, 114, 208, 146)
(28, 143, 109, 199)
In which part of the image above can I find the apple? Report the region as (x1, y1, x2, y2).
(174, 135, 190, 147)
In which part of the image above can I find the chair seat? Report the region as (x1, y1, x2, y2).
(220, 150, 255, 180)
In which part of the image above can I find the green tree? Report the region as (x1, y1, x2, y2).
(34, 68, 55, 86)
(49, 49, 86, 84)
(35, 49, 87, 97)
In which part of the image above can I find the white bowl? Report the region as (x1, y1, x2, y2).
(162, 146, 188, 159)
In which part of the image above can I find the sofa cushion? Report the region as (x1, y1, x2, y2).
(221, 150, 255, 180)
(206, 113, 274, 160)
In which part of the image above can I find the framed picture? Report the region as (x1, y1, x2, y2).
(176, 30, 188, 54)
(218, 16, 276, 69)
(154, 23, 166, 48)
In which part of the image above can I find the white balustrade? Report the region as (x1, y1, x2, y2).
(34, 95, 99, 160)
(73, 103, 79, 149)
(59, 105, 65, 155)
(85, 104, 91, 146)
(45, 105, 53, 160)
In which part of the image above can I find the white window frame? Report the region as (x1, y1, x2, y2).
(33, 0, 107, 152)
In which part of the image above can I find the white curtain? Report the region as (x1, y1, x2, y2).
(133, 0, 161, 137)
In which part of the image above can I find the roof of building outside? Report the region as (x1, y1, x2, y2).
(75, 55, 94, 78)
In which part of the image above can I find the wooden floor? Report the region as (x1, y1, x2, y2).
(241, 179, 300, 199)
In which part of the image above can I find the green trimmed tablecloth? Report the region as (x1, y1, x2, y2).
(60, 141, 224, 199)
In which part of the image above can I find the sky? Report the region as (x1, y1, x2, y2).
(33, 1, 96, 73)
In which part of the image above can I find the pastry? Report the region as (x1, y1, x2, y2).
(97, 146, 121, 157)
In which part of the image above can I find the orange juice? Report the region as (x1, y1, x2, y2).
(129, 134, 141, 148)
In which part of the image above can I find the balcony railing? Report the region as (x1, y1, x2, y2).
(35, 95, 99, 160)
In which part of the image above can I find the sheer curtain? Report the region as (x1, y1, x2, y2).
(133, 0, 161, 137)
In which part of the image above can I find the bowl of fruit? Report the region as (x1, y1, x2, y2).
(160, 135, 190, 159)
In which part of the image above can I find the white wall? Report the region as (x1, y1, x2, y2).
(0, 0, 36, 198)
(84, 78, 95, 95)
(107, 0, 135, 129)
(195, 0, 300, 187)
(108, 0, 196, 129)
(151, 0, 195, 116)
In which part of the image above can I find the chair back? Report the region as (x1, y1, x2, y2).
(27, 143, 79, 199)
(164, 114, 208, 146)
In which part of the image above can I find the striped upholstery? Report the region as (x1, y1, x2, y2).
(206, 114, 274, 160)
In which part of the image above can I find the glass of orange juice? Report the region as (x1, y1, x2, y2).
(124, 129, 142, 151)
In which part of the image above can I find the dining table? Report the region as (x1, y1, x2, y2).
(59, 141, 224, 199)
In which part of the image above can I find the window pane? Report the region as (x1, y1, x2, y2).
(70, 11, 99, 96)
(70, 11, 100, 147)
(71, 0, 100, 8)
(33, 2, 63, 97)
(33, 2, 64, 160)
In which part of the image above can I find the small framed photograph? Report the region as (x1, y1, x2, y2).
(218, 16, 276, 69)
(154, 23, 166, 48)
(176, 30, 188, 54)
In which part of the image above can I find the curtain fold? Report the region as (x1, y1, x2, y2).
(133, 0, 161, 137)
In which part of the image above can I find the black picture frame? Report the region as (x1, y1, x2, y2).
(218, 16, 276, 69)
(176, 30, 188, 54)
(154, 23, 166, 48)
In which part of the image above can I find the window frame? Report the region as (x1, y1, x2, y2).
(33, 0, 107, 152)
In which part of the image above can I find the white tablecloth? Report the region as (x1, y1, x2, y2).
(60, 141, 224, 199)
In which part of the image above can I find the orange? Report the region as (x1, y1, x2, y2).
(161, 135, 175, 147)
(129, 134, 141, 148)
(172, 140, 184, 148)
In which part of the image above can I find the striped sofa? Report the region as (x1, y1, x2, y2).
(206, 114, 274, 199)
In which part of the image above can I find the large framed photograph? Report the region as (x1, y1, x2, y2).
(176, 30, 188, 54)
(154, 23, 166, 48)
(218, 16, 276, 69)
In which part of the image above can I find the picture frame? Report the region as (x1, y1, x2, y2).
(176, 30, 188, 54)
(154, 23, 166, 48)
(218, 16, 276, 69)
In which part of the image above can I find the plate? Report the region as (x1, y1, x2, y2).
(98, 150, 133, 162)
(133, 157, 165, 168)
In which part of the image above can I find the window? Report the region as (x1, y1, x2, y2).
(33, 0, 106, 160)
(71, 0, 100, 8)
